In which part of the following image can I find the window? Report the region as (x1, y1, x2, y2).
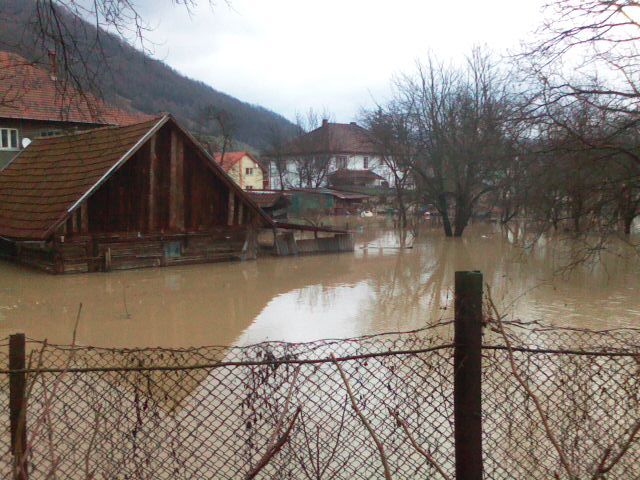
(0, 128, 19, 150)
(363, 157, 369, 169)
(245, 167, 254, 175)
(337, 156, 348, 169)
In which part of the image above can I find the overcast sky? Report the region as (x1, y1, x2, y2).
(134, 0, 545, 123)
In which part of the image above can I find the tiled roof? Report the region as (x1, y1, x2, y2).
(0, 51, 153, 126)
(213, 151, 247, 171)
(213, 151, 264, 173)
(0, 115, 273, 240)
(281, 122, 380, 156)
(0, 117, 164, 239)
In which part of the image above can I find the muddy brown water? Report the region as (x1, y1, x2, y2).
(0, 221, 638, 348)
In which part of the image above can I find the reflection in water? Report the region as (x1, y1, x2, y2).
(0, 222, 638, 348)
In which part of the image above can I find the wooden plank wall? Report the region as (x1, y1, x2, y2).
(83, 123, 242, 237)
(29, 121, 268, 273)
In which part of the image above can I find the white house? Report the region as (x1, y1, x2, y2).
(268, 119, 394, 189)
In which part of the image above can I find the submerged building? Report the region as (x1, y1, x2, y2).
(0, 115, 273, 273)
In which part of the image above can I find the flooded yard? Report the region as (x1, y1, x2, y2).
(0, 220, 638, 348)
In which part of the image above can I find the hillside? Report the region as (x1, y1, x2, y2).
(0, 0, 297, 150)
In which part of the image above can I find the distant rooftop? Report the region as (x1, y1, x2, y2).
(328, 169, 387, 181)
(213, 151, 265, 172)
(0, 51, 153, 126)
(280, 120, 380, 156)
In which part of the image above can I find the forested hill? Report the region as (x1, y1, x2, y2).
(0, 0, 296, 150)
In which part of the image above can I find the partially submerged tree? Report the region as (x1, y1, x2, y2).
(363, 107, 415, 227)
(389, 48, 515, 237)
(264, 123, 293, 190)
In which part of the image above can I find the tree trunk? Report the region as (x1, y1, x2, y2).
(623, 213, 636, 235)
(453, 206, 470, 237)
(452, 196, 471, 237)
(396, 189, 407, 229)
(438, 195, 453, 237)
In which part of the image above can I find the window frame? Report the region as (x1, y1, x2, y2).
(0, 128, 20, 151)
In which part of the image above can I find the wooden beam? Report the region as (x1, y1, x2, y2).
(148, 134, 157, 232)
(233, 194, 240, 226)
(237, 199, 244, 226)
(80, 202, 88, 233)
(454, 271, 483, 480)
(227, 190, 234, 226)
(169, 130, 185, 231)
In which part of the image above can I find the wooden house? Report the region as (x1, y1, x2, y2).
(0, 115, 273, 273)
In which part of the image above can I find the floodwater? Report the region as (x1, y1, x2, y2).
(0, 221, 638, 348)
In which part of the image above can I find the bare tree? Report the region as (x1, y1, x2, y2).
(391, 48, 515, 237)
(1, 1, 225, 116)
(363, 106, 415, 228)
(198, 105, 236, 164)
(265, 123, 294, 190)
(282, 108, 335, 189)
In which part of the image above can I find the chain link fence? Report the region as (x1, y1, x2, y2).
(1, 320, 639, 479)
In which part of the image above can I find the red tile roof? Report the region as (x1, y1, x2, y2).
(213, 151, 264, 173)
(0, 51, 153, 126)
(281, 122, 380, 156)
(0, 115, 272, 240)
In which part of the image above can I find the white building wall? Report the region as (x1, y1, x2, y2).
(269, 154, 395, 189)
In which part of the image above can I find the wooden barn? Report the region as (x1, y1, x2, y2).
(0, 115, 273, 273)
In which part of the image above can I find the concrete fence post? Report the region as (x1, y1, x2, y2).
(454, 271, 483, 480)
(9, 333, 27, 480)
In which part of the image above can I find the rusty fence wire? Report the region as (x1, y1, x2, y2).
(0, 321, 639, 479)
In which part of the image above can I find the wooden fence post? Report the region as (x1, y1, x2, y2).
(454, 271, 483, 480)
(9, 333, 27, 480)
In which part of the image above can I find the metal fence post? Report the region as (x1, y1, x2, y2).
(454, 271, 483, 480)
(9, 333, 27, 480)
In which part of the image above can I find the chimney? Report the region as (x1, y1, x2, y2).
(322, 119, 329, 128)
(350, 122, 357, 126)
(47, 50, 57, 81)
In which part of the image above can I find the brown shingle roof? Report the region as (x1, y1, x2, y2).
(0, 51, 153, 126)
(0, 115, 274, 240)
(281, 122, 379, 156)
(0, 117, 164, 239)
